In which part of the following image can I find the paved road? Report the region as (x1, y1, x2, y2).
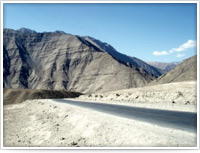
(53, 99, 197, 133)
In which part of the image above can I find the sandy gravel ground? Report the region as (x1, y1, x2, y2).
(77, 81, 197, 112)
(3, 99, 197, 147)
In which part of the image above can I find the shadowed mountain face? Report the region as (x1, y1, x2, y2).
(3, 28, 162, 93)
(150, 55, 197, 85)
(83, 36, 163, 77)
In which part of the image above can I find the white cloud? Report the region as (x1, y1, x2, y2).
(172, 40, 197, 52)
(153, 51, 169, 56)
(176, 53, 185, 58)
(152, 40, 196, 56)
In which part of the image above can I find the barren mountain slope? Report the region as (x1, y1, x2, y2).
(3, 28, 161, 93)
(84, 36, 163, 77)
(150, 55, 197, 85)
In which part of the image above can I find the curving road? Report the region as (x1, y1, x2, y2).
(53, 99, 197, 133)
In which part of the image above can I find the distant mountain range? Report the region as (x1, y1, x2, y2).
(150, 55, 197, 85)
(3, 28, 196, 93)
(147, 61, 180, 72)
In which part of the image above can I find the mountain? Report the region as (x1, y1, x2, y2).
(18, 27, 37, 34)
(3, 28, 162, 93)
(147, 61, 180, 72)
(150, 55, 197, 85)
(83, 36, 163, 77)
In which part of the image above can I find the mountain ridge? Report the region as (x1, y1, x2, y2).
(147, 61, 180, 72)
(3, 28, 163, 93)
(83, 36, 163, 77)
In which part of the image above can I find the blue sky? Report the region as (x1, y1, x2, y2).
(3, 3, 197, 62)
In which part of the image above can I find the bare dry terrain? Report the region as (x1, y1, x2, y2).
(3, 99, 196, 147)
(3, 81, 197, 147)
(77, 81, 197, 112)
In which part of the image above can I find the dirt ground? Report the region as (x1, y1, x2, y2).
(3, 81, 197, 147)
(77, 81, 197, 112)
(3, 99, 197, 147)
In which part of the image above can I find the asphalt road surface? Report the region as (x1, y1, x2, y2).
(53, 99, 197, 133)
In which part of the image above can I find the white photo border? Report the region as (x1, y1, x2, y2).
(0, 0, 199, 150)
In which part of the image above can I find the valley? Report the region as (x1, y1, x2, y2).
(2, 28, 198, 148)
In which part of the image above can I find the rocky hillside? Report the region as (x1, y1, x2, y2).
(151, 55, 197, 85)
(3, 28, 162, 93)
(83, 36, 163, 77)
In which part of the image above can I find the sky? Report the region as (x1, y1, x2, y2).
(3, 3, 197, 62)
